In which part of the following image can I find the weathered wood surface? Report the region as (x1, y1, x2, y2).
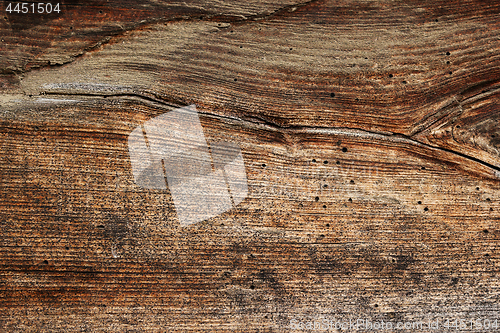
(1, 0, 500, 332)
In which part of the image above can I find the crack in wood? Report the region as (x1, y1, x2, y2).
(38, 91, 500, 179)
(2, 0, 320, 76)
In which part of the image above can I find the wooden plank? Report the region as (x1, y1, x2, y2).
(1, 0, 500, 332)
(13, 0, 500, 167)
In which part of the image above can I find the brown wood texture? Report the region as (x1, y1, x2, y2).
(1, 0, 500, 332)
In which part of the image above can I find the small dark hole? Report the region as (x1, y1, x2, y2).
(456, 125, 460, 128)
(486, 198, 491, 201)
(234, 78, 237, 81)
(476, 187, 480, 190)
(323, 184, 328, 188)
(319, 234, 325, 238)
(230, 30, 233, 33)
(312, 159, 316, 163)
(261, 163, 266, 168)
(350, 180, 354, 184)
(42, 138, 47, 142)
(42, 260, 48, 265)
(342, 147, 347, 153)
(448, 71, 452, 75)
(240, 46, 243, 48)
(446, 61, 450, 64)
(490, 208, 493, 211)
(315, 197, 319, 202)
(65, 246, 69, 250)
(421, 166, 426, 170)
(417, 201, 422, 204)
(70, 27, 73, 30)
(485, 253, 490, 257)
(348, 198, 352, 202)
(424, 207, 429, 211)
(326, 224, 330, 227)
(265, 315, 268, 319)
(388, 74, 393, 78)
(392, 259, 396, 263)
(374, 304, 379, 308)
(336, 161, 340, 165)
(435, 18, 439, 22)
(402, 81, 407, 84)
(323, 160, 328, 164)
(330, 92, 335, 97)
(99, 10, 103, 14)
(290, 48, 293, 50)
(250, 285, 255, 290)
(446, 51, 450, 56)
(483, 229, 489, 234)
(323, 205, 327, 209)
(355, 97, 360, 101)
(97, 225, 105, 229)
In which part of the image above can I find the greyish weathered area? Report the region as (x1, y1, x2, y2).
(1, 0, 500, 332)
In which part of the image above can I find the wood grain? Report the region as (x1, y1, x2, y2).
(14, 0, 500, 168)
(0, 0, 305, 73)
(1, 0, 500, 332)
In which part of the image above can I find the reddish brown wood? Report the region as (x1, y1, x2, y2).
(1, 0, 500, 331)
